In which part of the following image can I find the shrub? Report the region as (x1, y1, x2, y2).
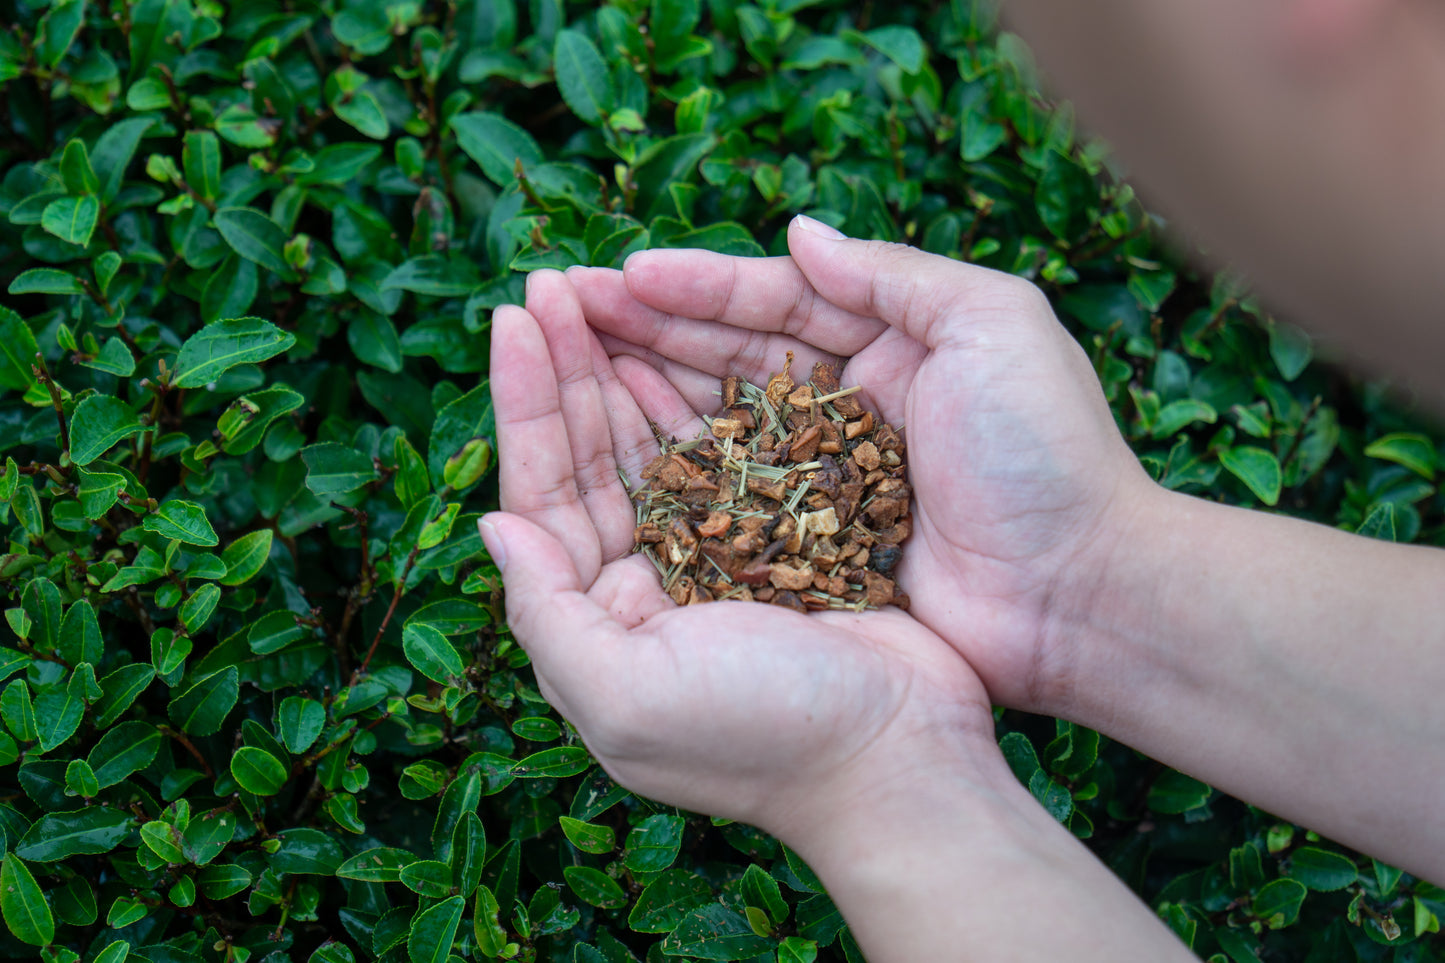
(0, 1, 1441, 962)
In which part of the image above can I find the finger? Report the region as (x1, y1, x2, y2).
(478, 512, 626, 724)
(612, 355, 708, 443)
(588, 335, 663, 491)
(785, 215, 1048, 349)
(490, 303, 602, 584)
(526, 270, 637, 562)
(595, 331, 728, 415)
(568, 264, 861, 385)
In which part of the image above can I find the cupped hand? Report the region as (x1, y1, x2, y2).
(478, 270, 997, 836)
(565, 218, 1154, 714)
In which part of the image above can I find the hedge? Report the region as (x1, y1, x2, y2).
(0, 1, 1441, 961)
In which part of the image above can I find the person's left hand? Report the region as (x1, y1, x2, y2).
(478, 269, 1001, 837)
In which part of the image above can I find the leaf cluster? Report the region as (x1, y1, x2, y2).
(0, 1, 1442, 962)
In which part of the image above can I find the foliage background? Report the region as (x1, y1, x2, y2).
(0, 0, 1442, 961)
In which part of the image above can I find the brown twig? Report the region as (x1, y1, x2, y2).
(159, 724, 215, 778)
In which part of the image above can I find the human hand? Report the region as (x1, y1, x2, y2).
(478, 269, 1000, 836)
(566, 217, 1156, 714)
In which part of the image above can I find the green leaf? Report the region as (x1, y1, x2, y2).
(202, 254, 259, 323)
(1, 679, 37, 742)
(400, 859, 452, 897)
(218, 385, 305, 454)
(662, 904, 773, 960)
(77, 467, 125, 518)
(624, 814, 685, 873)
(65, 758, 99, 797)
(348, 312, 404, 372)
(1147, 769, 1212, 814)
(198, 864, 252, 899)
(70, 394, 145, 466)
(1218, 446, 1282, 506)
(220, 529, 273, 585)
(335, 847, 414, 883)
(8, 268, 84, 295)
(277, 696, 325, 754)
(167, 666, 239, 736)
(213, 207, 292, 276)
(1364, 432, 1436, 481)
(0, 308, 40, 391)
(628, 869, 712, 933)
(87, 720, 162, 788)
(0, 854, 54, 946)
(272, 828, 345, 874)
(174, 317, 297, 388)
(92, 664, 154, 729)
(564, 865, 628, 909)
(403, 622, 465, 683)
(1356, 503, 1398, 542)
(231, 745, 288, 795)
(1267, 320, 1313, 382)
(40, 195, 99, 247)
(248, 610, 307, 655)
(179, 583, 221, 634)
(856, 25, 925, 73)
(82, 338, 137, 377)
(559, 816, 615, 854)
(451, 811, 487, 896)
(15, 808, 133, 861)
(450, 111, 544, 185)
(428, 383, 495, 489)
(741, 864, 788, 923)
(513, 745, 590, 779)
(1288, 847, 1358, 892)
(94, 940, 131, 963)
(335, 89, 389, 139)
(183, 130, 222, 201)
(302, 442, 377, 495)
(140, 820, 186, 863)
(144, 499, 219, 546)
(554, 29, 615, 125)
(473, 886, 508, 957)
(34, 685, 84, 751)
(408, 894, 465, 963)
(1253, 877, 1306, 928)
(37, 0, 86, 68)
(1151, 399, 1218, 439)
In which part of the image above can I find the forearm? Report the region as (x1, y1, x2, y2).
(1060, 485, 1445, 881)
(782, 733, 1194, 962)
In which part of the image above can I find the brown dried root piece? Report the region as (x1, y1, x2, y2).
(631, 354, 911, 612)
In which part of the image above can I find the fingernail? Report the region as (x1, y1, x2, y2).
(793, 214, 845, 240)
(478, 516, 507, 573)
(523, 271, 536, 296)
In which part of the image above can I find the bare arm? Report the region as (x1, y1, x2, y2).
(1059, 484, 1445, 882)
(1002, 0, 1445, 404)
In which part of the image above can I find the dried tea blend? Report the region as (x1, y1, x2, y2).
(631, 354, 911, 613)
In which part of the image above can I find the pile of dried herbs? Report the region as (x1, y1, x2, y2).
(632, 356, 912, 612)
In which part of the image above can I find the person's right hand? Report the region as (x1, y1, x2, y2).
(567, 217, 1157, 714)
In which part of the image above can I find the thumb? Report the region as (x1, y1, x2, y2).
(786, 215, 1038, 349)
(477, 512, 622, 710)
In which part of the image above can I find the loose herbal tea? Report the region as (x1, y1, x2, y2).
(632, 354, 911, 612)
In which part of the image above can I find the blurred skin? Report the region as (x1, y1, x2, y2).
(479, 3, 1445, 957)
(1002, 0, 1445, 403)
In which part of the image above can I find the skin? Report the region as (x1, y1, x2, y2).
(479, 2, 1445, 954)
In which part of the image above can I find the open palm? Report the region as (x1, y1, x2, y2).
(566, 219, 1152, 713)
(480, 269, 995, 833)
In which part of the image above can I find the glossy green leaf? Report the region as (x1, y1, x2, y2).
(302, 442, 377, 495)
(559, 816, 615, 854)
(554, 29, 615, 125)
(277, 696, 325, 754)
(473, 886, 508, 957)
(1288, 847, 1359, 892)
(1147, 769, 1212, 815)
(399, 859, 452, 897)
(403, 622, 465, 683)
(15, 808, 132, 861)
(213, 207, 292, 275)
(564, 865, 628, 909)
(8, 268, 84, 295)
(335, 847, 414, 883)
(198, 864, 253, 899)
(179, 583, 221, 634)
(87, 720, 162, 788)
(220, 529, 273, 584)
(231, 745, 288, 795)
(1253, 877, 1307, 928)
(167, 666, 239, 736)
(0, 308, 40, 392)
(624, 814, 685, 873)
(661, 904, 772, 960)
(174, 317, 296, 388)
(513, 745, 590, 779)
(629, 869, 713, 933)
(183, 130, 222, 201)
(40, 195, 99, 247)
(70, 395, 145, 466)
(1364, 432, 1436, 481)
(1218, 446, 1282, 507)
(0, 854, 53, 946)
(407, 894, 465, 963)
(450, 111, 544, 185)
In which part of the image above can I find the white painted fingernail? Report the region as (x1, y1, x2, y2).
(793, 214, 845, 240)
